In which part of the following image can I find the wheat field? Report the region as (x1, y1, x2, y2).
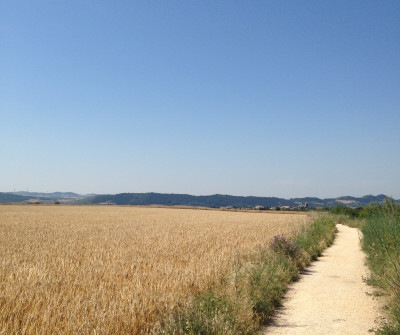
(0, 205, 308, 334)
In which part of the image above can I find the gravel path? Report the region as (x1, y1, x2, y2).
(263, 224, 383, 335)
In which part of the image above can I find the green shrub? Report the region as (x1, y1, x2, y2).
(160, 292, 239, 335)
(246, 251, 297, 322)
(294, 214, 336, 261)
(361, 199, 400, 334)
(271, 235, 301, 260)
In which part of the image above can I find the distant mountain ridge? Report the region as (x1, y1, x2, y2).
(13, 191, 88, 199)
(77, 192, 395, 208)
(0, 192, 396, 208)
(0, 192, 91, 204)
(0, 193, 43, 203)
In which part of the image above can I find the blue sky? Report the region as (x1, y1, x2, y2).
(1, 1, 399, 198)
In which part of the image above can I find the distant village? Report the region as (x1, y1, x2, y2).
(227, 203, 310, 211)
(25, 199, 312, 210)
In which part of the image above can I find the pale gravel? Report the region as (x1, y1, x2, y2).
(263, 224, 384, 335)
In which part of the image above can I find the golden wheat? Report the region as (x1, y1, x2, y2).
(0, 205, 308, 334)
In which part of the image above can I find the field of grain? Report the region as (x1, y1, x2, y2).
(0, 205, 308, 334)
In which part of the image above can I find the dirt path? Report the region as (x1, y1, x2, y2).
(263, 224, 383, 335)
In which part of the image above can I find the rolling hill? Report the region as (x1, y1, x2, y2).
(1, 191, 395, 208)
(0, 193, 49, 203)
(76, 192, 394, 208)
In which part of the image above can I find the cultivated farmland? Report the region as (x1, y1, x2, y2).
(0, 205, 308, 334)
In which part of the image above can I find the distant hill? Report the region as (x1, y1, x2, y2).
(76, 192, 395, 208)
(77, 193, 294, 207)
(0, 191, 91, 204)
(1, 191, 396, 208)
(13, 191, 88, 199)
(291, 194, 391, 208)
(0, 192, 50, 203)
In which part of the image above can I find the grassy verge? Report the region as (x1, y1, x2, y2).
(358, 200, 400, 334)
(156, 214, 337, 334)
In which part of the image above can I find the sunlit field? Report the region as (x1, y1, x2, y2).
(0, 205, 308, 334)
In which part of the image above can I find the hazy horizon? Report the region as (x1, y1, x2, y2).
(5, 189, 397, 200)
(2, 1, 399, 198)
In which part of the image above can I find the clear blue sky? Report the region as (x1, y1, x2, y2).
(1, 1, 399, 198)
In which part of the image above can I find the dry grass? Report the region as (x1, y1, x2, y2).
(0, 205, 308, 334)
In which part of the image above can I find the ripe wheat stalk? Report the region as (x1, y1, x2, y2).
(0, 205, 308, 334)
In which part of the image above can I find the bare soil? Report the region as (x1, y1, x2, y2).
(263, 224, 384, 335)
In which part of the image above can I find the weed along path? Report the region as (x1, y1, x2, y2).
(263, 224, 382, 335)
